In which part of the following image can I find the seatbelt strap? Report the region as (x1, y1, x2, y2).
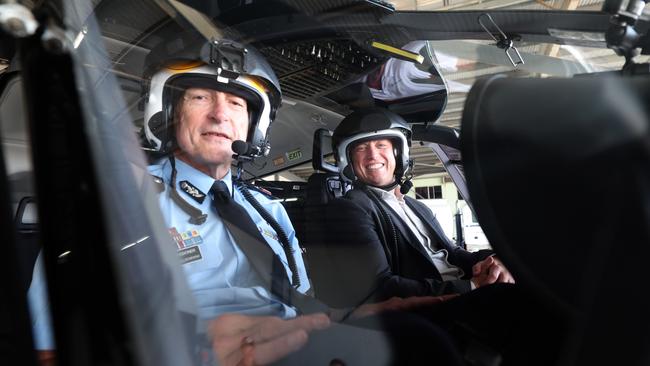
(210, 181, 328, 315)
(235, 180, 301, 288)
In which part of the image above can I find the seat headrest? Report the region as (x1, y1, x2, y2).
(461, 74, 650, 364)
(463, 74, 650, 306)
(312, 128, 337, 173)
(306, 173, 344, 205)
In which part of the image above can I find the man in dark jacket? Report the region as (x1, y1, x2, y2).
(304, 108, 571, 366)
(315, 107, 514, 308)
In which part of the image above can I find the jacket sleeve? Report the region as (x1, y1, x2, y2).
(432, 217, 493, 276)
(411, 198, 493, 277)
(320, 197, 470, 307)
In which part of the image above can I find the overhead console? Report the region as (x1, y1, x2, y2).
(260, 39, 386, 101)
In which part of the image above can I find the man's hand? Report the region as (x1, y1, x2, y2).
(471, 256, 515, 288)
(209, 313, 330, 366)
(350, 295, 458, 319)
(36, 350, 56, 366)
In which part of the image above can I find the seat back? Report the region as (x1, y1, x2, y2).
(252, 180, 309, 242)
(298, 128, 348, 296)
(461, 74, 650, 366)
(301, 172, 347, 298)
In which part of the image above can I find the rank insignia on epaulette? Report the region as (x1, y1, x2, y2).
(179, 180, 206, 203)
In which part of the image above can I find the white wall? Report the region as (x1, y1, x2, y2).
(412, 173, 491, 251)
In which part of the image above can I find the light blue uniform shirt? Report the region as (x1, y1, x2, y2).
(149, 158, 311, 325)
(27, 253, 55, 349)
(28, 158, 311, 349)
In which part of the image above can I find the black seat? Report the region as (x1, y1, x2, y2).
(253, 180, 309, 242)
(301, 128, 348, 298)
(302, 172, 350, 303)
(461, 74, 650, 366)
(7, 172, 40, 293)
(305, 173, 344, 206)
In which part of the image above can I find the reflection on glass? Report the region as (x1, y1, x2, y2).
(360, 41, 447, 101)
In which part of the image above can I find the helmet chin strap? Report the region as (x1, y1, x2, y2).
(364, 176, 412, 194)
(373, 178, 412, 195)
(372, 180, 400, 191)
(369, 165, 414, 194)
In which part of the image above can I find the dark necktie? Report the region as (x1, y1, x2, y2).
(210, 180, 327, 314)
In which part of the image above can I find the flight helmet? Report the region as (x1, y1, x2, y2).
(142, 33, 281, 157)
(332, 107, 413, 189)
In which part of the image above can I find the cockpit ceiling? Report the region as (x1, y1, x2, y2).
(260, 40, 386, 101)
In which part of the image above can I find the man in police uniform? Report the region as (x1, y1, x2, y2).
(144, 57, 313, 323)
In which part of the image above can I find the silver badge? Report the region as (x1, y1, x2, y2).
(179, 180, 206, 204)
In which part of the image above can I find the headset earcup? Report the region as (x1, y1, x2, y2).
(394, 145, 405, 177)
(149, 110, 177, 153)
(343, 165, 356, 181)
(147, 111, 166, 149)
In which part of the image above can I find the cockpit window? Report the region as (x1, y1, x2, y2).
(5, 0, 645, 365)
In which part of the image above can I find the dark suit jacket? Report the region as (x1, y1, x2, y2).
(313, 185, 492, 308)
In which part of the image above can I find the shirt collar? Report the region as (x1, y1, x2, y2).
(172, 158, 233, 196)
(367, 185, 403, 202)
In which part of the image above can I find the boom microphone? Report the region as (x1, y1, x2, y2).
(400, 179, 413, 194)
(232, 140, 261, 157)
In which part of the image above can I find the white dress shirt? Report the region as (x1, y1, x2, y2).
(368, 186, 465, 281)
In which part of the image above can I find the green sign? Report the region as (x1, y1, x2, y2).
(286, 148, 302, 161)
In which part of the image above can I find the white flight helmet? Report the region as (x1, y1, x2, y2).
(332, 107, 413, 188)
(142, 34, 281, 157)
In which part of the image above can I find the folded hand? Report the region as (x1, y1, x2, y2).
(471, 256, 515, 288)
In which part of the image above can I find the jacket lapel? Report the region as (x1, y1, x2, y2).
(404, 197, 454, 252)
(372, 194, 436, 264)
